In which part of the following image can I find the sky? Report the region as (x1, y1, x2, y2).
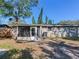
(1, 0, 79, 24)
(30, 0, 79, 24)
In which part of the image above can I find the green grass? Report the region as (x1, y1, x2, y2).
(62, 37, 79, 41)
(0, 44, 14, 49)
(0, 48, 33, 59)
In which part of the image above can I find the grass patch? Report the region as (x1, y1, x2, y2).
(62, 37, 79, 41)
(0, 44, 14, 49)
(0, 48, 33, 59)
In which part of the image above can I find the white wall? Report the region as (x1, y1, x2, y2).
(42, 26, 79, 38)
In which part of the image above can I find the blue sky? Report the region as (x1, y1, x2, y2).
(1, 0, 79, 24)
(29, 0, 79, 24)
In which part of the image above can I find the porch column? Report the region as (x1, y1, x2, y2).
(15, 26, 18, 39)
(40, 26, 42, 38)
(76, 27, 78, 37)
(68, 27, 70, 37)
(17, 26, 18, 36)
(30, 27, 32, 37)
(35, 27, 37, 37)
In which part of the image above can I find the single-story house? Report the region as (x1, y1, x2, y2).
(0, 24, 79, 41)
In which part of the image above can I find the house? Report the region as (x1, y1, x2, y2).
(0, 24, 79, 41)
(9, 24, 79, 41)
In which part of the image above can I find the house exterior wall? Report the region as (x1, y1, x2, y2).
(42, 26, 79, 38)
(41, 27, 48, 35)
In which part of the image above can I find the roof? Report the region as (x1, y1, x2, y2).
(9, 24, 79, 27)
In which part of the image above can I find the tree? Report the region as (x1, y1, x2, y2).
(48, 19, 52, 25)
(38, 8, 43, 24)
(58, 20, 79, 25)
(32, 16, 36, 24)
(8, 17, 26, 26)
(58, 20, 69, 25)
(45, 16, 48, 24)
(0, 0, 38, 24)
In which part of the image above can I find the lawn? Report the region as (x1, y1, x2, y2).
(0, 43, 14, 49)
(0, 38, 79, 59)
(0, 38, 43, 59)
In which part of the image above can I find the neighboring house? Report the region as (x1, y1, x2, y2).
(0, 24, 79, 41)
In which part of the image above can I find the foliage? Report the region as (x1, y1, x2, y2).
(0, 0, 4, 6)
(38, 8, 43, 24)
(45, 16, 48, 24)
(0, 9, 5, 14)
(8, 18, 26, 26)
(32, 16, 36, 24)
(0, 0, 38, 17)
(58, 20, 79, 25)
(48, 19, 52, 25)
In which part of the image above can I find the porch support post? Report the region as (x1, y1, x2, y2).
(30, 27, 32, 37)
(76, 27, 78, 37)
(16, 26, 18, 39)
(35, 27, 37, 37)
(40, 25, 42, 38)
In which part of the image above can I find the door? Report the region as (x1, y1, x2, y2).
(31, 28, 35, 36)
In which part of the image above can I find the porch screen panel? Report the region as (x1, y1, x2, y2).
(18, 26, 30, 37)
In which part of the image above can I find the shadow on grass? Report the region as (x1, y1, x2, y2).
(0, 48, 33, 59)
(40, 40, 79, 59)
(62, 37, 79, 41)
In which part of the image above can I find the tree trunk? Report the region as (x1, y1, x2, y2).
(14, 16, 19, 22)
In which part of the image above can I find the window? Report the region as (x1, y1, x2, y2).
(48, 27, 52, 31)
